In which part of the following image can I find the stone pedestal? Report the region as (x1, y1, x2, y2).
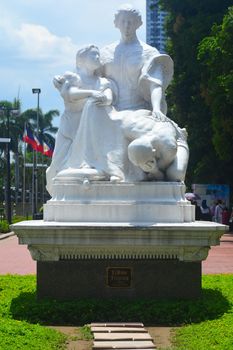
(13, 219, 226, 300)
(37, 260, 201, 300)
(12, 182, 227, 300)
(44, 181, 194, 223)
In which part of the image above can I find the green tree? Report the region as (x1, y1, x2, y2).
(20, 108, 59, 205)
(198, 6, 233, 184)
(0, 99, 22, 155)
(0, 100, 59, 206)
(159, 0, 232, 186)
(0, 99, 22, 205)
(21, 108, 59, 148)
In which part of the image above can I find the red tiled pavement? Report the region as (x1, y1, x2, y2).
(202, 233, 233, 274)
(0, 235, 36, 275)
(0, 233, 232, 275)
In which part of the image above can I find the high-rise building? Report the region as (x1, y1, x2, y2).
(146, 0, 168, 53)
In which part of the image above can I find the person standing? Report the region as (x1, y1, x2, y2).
(222, 206, 230, 225)
(200, 199, 211, 221)
(210, 201, 217, 221)
(214, 200, 224, 223)
(191, 200, 201, 220)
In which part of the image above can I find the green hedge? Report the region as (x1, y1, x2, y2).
(0, 216, 31, 233)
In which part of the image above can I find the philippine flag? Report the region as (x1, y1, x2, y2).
(23, 125, 43, 153)
(43, 140, 54, 157)
(22, 126, 37, 149)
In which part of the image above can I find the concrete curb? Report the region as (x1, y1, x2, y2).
(0, 232, 15, 240)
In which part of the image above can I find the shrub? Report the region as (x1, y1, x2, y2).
(0, 221, 10, 233)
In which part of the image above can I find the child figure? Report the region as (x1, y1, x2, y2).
(46, 45, 114, 194)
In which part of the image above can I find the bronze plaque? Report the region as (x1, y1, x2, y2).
(107, 267, 132, 288)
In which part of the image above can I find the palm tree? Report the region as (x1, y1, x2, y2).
(0, 99, 22, 211)
(0, 99, 59, 207)
(0, 99, 22, 156)
(21, 108, 59, 148)
(20, 108, 59, 205)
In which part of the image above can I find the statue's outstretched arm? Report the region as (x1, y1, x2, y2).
(62, 86, 97, 102)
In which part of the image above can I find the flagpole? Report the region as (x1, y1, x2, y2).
(35, 92, 39, 216)
(32, 150, 35, 217)
(42, 154, 45, 204)
(22, 123, 26, 217)
(32, 88, 41, 218)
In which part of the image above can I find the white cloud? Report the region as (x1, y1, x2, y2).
(0, 17, 77, 67)
(16, 23, 77, 66)
(0, 0, 147, 114)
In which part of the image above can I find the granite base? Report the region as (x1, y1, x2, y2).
(37, 259, 201, 300)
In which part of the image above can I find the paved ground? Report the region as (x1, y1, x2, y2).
(0, 232, 232, 275)
(0, 234, 36, 274)
(202, 233, 233, 274)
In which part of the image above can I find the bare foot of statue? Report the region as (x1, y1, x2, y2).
(110, 175, 122, 183)
(55, 167, 108, 182)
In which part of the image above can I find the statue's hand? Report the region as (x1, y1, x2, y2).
(53, 75, 65, 90)
(92, 91, 108, 105)
(92, 91, 104, 99)
(152, 110, 168, 122)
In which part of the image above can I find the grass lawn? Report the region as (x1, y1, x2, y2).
(0, 274, 233, 349)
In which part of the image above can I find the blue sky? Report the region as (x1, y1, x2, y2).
(0, 0, 146, 124)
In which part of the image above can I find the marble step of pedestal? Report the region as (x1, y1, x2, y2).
(91, 323, 144, 327)
(94, 333, 152, 341)
(91, 327, 147, 333)
(44, 201, 194, 223)
(91, 323, 156, 350)
(51, 181, 186, 202)
(44, 181, 194, 223)
(92, 341, 156, 349)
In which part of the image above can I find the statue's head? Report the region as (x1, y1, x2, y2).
(114, 4, 142, 35)
(128, 138, 157, 173)
(76, 44, 100, 71)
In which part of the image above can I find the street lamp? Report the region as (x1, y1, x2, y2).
(0, 105, 19, 225)
(32, 88, 41, 219)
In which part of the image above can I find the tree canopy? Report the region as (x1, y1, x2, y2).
(0, 99, 59, 205)
(20, 108, 59, 148)
(159, 0, 233, 188)
(198, 6, 233, 164)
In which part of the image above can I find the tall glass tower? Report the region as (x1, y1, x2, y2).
(146, 0, 168, 53)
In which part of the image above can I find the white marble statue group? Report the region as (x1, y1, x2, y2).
(46, 4, 189, 195)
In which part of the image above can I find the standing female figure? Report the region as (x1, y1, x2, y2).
(101, 4, 189, 182)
